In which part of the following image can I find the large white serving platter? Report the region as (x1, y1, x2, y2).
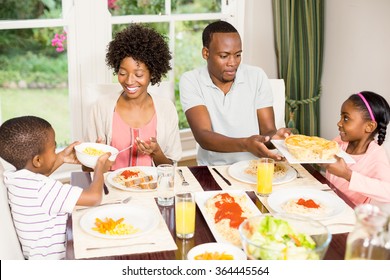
(195, 190, 262, 246)
(271, 140, 355, 164)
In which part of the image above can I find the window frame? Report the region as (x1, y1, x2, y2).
(0, 0, 245, 177)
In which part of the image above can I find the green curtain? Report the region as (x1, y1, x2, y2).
(272, 0, 324, 136)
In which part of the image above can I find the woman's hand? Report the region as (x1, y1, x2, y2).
(136, 137, 161, 156)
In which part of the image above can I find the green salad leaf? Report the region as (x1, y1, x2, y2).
(247, 216, 319, 260)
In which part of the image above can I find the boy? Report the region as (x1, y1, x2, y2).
(0, 116, 112, 259)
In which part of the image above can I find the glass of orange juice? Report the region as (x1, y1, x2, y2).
(175, 192, 196, 239)
(257, 158, 274, 197)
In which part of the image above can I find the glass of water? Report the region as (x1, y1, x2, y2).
(156, 164, 174, 206)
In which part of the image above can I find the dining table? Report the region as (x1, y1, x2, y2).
(65, 163, 357, 260)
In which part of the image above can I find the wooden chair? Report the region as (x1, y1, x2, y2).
(0, 158, 24, 260)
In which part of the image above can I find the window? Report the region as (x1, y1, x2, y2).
(0, 0, 244, 166)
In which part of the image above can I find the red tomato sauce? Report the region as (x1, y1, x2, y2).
(213, 193, 246, 228)
(120, 170, 140, 179)
(296, 198, 320, 208)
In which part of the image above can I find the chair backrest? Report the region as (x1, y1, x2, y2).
(269, 79, 286, 129)
(0, 158, 24, 260)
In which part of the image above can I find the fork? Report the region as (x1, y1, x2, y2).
(177, 169, 189, 186)
(290, 165, 303, 179)
(76, 196, 132, 211)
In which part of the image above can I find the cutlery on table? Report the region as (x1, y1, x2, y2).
(86, 242, 156, 251)
(290, 165, 303, 179)
(177, 169, 189, 186)
(76, 195, 132, 211)
(212, 168, 231, 186)
(103, 183, 109, 195)
(112, 144, 133, 156)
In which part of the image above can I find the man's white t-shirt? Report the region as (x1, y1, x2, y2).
(180, 64, 273, 166)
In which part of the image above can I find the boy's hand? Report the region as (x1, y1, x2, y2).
(95, 152, 114, 173)
(62, 141, 81, 164)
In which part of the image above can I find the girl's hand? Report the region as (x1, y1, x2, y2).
(324, 155, 352, 181)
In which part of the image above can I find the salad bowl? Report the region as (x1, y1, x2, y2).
(238, 214, 331, 260)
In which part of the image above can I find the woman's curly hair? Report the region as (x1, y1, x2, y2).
(106, 23, 172, 85)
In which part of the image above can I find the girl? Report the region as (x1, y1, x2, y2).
(325, 91, 390, 205)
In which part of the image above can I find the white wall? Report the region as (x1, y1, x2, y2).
(321, 0, 390, 139)
(243, 0, 278, 79)
(243, 0, 390, 139)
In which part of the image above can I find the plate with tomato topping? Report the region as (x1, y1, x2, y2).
(195, 190, 262, 247)
(106, 166, 157, 192)
(267, 188, 347, 220)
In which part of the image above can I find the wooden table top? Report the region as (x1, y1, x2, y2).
(66, 164, 355, 260)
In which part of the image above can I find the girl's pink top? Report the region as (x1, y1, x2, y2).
(326, 136, 390, 205)
(110, 110, 157, 170)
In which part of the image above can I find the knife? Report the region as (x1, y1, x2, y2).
(212, 168, 232, 186)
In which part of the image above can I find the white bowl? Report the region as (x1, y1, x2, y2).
(187, 242, 247, 260)
(75, 142, 118, 168)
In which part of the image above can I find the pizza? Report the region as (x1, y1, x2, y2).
(284, 135, 339, 161)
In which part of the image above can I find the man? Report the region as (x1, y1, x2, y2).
(179, 20, 290, 166)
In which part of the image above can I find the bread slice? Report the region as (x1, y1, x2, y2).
(124, 175, 154, 187)
(285, 135, 339, 161)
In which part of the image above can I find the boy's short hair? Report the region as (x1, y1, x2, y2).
(202, 20, 239, 48)
(0, 116, 52, 170)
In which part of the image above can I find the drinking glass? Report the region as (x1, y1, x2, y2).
(256, 158, 274, 197)
(175, 192, 196, 239)
(157, 164, 174, 206)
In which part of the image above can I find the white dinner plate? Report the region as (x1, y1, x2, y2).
(271, 140, 355, 164)
(106, 166, 157, 192)
(79, 204, 159, 239)
(195, 190, 262, 246)
(187, 242, 247, 260)
(267, 188, 347, 220)
(228, 160, 297, 185)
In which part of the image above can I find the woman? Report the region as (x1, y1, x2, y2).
(86, 24, 182, 169)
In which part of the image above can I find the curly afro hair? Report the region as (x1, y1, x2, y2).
(106, 23, 172, 86)
(0, 116, 52, 170)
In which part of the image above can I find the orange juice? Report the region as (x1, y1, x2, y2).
(175, 193, 196, 239)
(257, 158, 274, 196)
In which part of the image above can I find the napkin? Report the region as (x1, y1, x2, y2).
(71, 196, 177, 259)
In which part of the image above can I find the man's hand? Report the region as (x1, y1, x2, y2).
(271, 128, 292, 140)
(244, 135, 283, 161)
